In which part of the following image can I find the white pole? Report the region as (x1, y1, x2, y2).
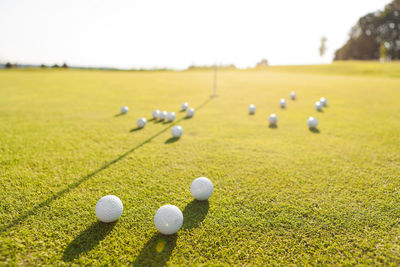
(213, 62, 217, 97)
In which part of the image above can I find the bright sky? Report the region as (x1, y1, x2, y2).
(0, 0, 392, 69)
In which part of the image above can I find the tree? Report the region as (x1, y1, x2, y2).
(380, 42, 389, 61)
(62, 62, 68, 68)
(52, 64, 59, 68)
(256, 58, 269, 67)
(335, 0, 400, 60)
(40, 64, 47, 68)
(319, 37, 327, 58)
(5, 62, 12, 69)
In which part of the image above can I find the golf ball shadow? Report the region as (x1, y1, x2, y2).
(165, 137, 180, 144)
(130, 127, 143, 133)
(309, 127, 320, 133)
(182, 200, 210, 230)
(132, 233, 178, 267)
(269, 124, 278, 129)
(63, 221, 116, 262)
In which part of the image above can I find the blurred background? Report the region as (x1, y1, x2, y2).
(0, 0, 398, 70)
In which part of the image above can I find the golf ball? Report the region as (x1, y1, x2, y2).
(315, 101, 323, 111)
(181, 102, 189, 111)
(307, 116, 319, 128)
(154, 204, 183, 235)
(95, 195, 123, 223)
(152, 109, 160, 119)
(280, 98, 286, 108)
(268, 113, 278, 125)
(191, 177, 214, 201)
(167, 112, 176, 122)
(290, 91, 296, 100)
(159, 111, 167, 121)
(248, 104, 256, 115)
(186, 108, 195, 118)
(136, 117, 147, 128)
(171, 125, 183, 138)
(120, 106, 129, 114)
(320, 97, 328, 106)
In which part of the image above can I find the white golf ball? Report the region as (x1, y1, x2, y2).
(181, 102, 189, 111)
(268, 113, 278, 125)
(120, 106, 129, 114)
(167, 112, 176, 122)
(95, 195, 123, 223)
(171, 125, 183, 138)
(248, 104, 256, 115)
(315, 101, 323, 111)
(191, 177, 214, 201)
(152, 109, 160, 119)
(307, 116, 319, 128)
(136, 117, 147, 128)
(186, 108, 195, 118)
(154, 204, 183, 235)
(280, 98, 286, 108)
(290, 91, 296, 100)
(159, 111, 167, 121)
(320, 97, 328, 106)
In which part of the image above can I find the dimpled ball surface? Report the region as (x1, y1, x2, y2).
(248, 104, 256, 114)
(269, 114, 278, 125)
(120, 106, 129, 114)
(315, 101, 323, 111)
(95, 195, 123, 223)
(152, 109, 160, 119)
(191, 177, 214, 201)
(167, 112, 176, 122)
(154, 205, 183, 235)
(136, 117, 147, 128)
(186, 108, 195, 117)
(280, 98, 286, 108)
(290, 91, 296, 100)
(181, 102, 189, 111)
(307, 116, 319, 128)
(171, 125, 183, 138)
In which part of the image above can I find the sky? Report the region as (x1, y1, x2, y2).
(0, 0, 392, 69)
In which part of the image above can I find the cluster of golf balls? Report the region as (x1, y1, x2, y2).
(248, 92, 327, 129)
(315, 97, 328, 111)
(120, 101, 194, 139)
(95, 177, 214, 235)
(152, 110, 176, 122)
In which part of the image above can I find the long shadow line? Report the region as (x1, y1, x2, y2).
(1, 96, 213, 234)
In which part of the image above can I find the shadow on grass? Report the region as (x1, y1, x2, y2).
(317, 109, 324, 113)
(130, 127, 143, 133)
(133, 200, 209, 266)
(309, 127, 320, 133)
(183, 116, 193, 120)
(63, 221, 116, 262)
(165, 137, 179, 144)
(114, 113, 126, 117)
(133, 233, 178, 267)
(162, 121, 172, 125)
(0, 96, 213, 234)
(182, 200, 209, 229)
(269, 124, 278, 129)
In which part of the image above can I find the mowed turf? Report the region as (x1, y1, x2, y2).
(1, 62, 400, 265)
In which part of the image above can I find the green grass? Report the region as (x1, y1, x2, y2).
(1, 62, 400, 265)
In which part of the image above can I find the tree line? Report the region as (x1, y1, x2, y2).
(335, 0, 400, 61)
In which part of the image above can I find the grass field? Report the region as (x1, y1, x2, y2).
(1, 62, 400, 265)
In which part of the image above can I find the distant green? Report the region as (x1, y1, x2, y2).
(1, 61, 400, 265)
